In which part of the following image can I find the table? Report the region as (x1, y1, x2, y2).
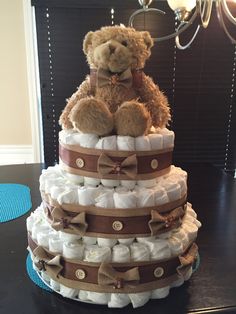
(1, 163, 236, 314)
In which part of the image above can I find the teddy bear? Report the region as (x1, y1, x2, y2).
(59, 25, 170, 137)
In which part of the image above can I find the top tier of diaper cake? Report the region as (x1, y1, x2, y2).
(59, 127, 174, 181)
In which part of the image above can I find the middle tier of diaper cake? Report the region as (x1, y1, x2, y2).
(27, 128, 201, 308)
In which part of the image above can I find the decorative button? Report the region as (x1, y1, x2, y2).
(154, 267, 164, 278)
(76, 158, 85, 168)
(75, 268, 86, 280)
(112, 220, 123, 231)
(151, 159, 158, 170)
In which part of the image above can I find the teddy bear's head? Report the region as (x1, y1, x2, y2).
(83, 26, 153, 73)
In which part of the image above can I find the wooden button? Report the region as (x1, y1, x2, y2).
(154, 267, 164, 278)
(75, 268, 86, 280)
(112, 220, 123, 231)
(151, 159, 158, 170)
(76, 158, 85, 168)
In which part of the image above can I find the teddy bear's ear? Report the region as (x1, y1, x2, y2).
(141, 31, 154, 50)
(83, 31, 94, 55)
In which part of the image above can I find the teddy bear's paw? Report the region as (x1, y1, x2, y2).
(59, 111, 74, 129)
(69, 97, 114, 136)
(114, 101, 151, 137)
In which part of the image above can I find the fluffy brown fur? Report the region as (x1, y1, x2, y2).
(59, 25, 170, 136)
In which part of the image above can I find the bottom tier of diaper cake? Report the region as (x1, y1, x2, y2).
(27, 201, 200, 308)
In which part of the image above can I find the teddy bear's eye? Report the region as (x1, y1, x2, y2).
(121, 40, 128, 47)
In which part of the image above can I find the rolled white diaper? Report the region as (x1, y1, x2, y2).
(78, 186, 101, 206)
(128, 292, 151, 308)
(59, 129, 76, 144)
(49, 234, 63, 253)
(101, 179, 120, 188)
(82, 236, 97, 245)
(148, 133, 163, 150)
(182, 221, 198, 242)
(26, 215, 34, 232)
(63, 242, 84, 259)
(120, 180, 136, 190)
(50, 278, 60, 291)
(154, 187, 169, 206)
(59, 231, 81, 242)
(57, 189, 79, 205)
(62, 172, 84, 185)
(95, 135, 117, 150)
(37, 232, 50, 248)
(50, 185, 66, 201)
(118, 238, 135, 245)
(66, 133, 98, 148)
(41, 271, 50, 283)
(78, 290, 89, 301)
(137, 179, 157, 188)
(86, 291, 110, 304)
(84, 177, 101, 187)
(97, 238, 117, 248)
(60, 284, 78, 298)
(113, 191, 137, 208)
(84, 245, 111, 262)
(168, 236, 183, 256)
(130, 242, 150, 261)
(31, 224, 50, 241)
(158, 128, 175, 148)
(148, 239, 171, 261)
(117, 136, 135, 151)
(161, 181, 181, 202)
(135, 187, 155, 207)
(134, 136, 151, 151)
(95, 189, 115, 208)
(108, 293, 130, 308)
(151, 287, 170, 299)
(112, 244, 130, 262)
(45, 177, 65, 194)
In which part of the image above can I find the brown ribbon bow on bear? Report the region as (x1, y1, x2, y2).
(97, 67, 133, 89)
(97, 153, 138, 179)
(98, 262, 140, 289)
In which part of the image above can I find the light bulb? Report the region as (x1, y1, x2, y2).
(167, 0, 196, 12)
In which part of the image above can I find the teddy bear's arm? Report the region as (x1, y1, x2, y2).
(138, 74, 171, 128)
(59, 76, 91, 129)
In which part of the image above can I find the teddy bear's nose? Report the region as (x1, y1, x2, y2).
(109, 44, 116, 54)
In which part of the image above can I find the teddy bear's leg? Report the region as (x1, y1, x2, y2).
(69, 97, 114, 136)
(114, 101, 151, 137)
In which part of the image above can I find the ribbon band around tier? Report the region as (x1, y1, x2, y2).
(59, 142, 173, 180)
(42, 193, 187, 238)
(28, 233, 198, 293)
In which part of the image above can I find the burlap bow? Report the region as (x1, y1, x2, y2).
(148, 206, 185, 236)
(177, 243, 198, 277)
(97, 67, 133, 89)
(97, 153, 137, 179)
(33, 246, 63, 278)
(98, 262, 140, 289)
(50, 207, 88, 236)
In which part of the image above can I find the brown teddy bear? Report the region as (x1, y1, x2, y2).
(59, 25, 170, 137)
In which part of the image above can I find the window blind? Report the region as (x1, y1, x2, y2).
(32, 0, 236, 173)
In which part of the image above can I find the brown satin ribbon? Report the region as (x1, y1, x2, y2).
(59, 143, 173, 180)
(177, 243, 198, 277)
(28, 234, 198, 293)
(50, 207, 88, 236)
(97, 68, 133, 89)
(97, 153, 137, 179)
(98, 262, 140, 289)
(44, 197, 187, 238)
(149, 206, 186, 236)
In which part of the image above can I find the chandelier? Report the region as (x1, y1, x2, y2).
(129, 0, 236, 49)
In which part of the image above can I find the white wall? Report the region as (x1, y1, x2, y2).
(0, 0, 34, 164)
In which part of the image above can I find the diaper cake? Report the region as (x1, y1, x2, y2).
(26, 25, 201, 308)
